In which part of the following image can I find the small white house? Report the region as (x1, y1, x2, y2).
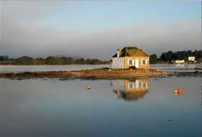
(188, 56, 196, 62)
(111, 46, 149, 69)
(175, 60, 185, 64)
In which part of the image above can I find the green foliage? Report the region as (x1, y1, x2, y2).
(14, 56, 34, 65)
(160, 50, 201, 62)
(45, 56, 63, 65)
(0, 61, 13, 64)
(196, 58, 202, 63)
(63, 58, 73, 65)
(74, 58, 86, 64)
(150, 54, 158, 64)
(0, 55, 110, 65)
(0, 56, 9, 61)
(33, 58, 45, 65)
(85, 59, 92, 64)
(91, 59, 102, 64)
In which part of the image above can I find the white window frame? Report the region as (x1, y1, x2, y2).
(141, 59, 147, 65)
(128, 82, 134, 89)
(141, 82, 147, 88)
(128, 59, 134, 66)
(136, 80, 139, 89)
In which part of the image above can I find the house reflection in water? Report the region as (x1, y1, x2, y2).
(111, 79, 150, 101)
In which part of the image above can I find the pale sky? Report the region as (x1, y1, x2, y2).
(0, 1, 201, 60)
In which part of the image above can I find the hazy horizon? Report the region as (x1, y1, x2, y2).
(0, 1, 201, 60)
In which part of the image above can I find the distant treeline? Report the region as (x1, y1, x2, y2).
(150, 50, 201, 64)
(0, 56, 109, 65)
(0, 50, 201, 65)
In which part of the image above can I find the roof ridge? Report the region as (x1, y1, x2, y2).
(112, 46, 148, 57)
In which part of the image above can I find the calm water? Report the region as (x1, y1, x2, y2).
(151, 64, 201, 72)
(0, 64, 201, 73)
(0, 76, 201, 137)
(0, 65, 108, 73)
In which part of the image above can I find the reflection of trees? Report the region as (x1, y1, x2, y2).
(111, 79, 150, 101)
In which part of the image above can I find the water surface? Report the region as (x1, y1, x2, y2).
(0, 65, 108, 73)
(0, 76, 201, 136)
(0, 64, 201, 73)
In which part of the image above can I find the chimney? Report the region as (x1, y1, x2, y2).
(117, 49, 120, 57)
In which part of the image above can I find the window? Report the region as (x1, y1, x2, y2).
(141, 82, 147, 88)
(136, 80, 139, 89)
(128, 59, 134, 65)
(128, 83, 134, 89)
(141, 59, 147, 65)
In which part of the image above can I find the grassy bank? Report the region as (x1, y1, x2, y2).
(0, 68, 178, 80)
(0, 67, 201, 80)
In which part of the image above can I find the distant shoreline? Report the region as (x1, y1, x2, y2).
(0, 64, 109, 66)
(0, 63, 200, 66)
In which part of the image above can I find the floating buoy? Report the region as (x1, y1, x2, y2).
(178, 89, 183, 96)
(88, 85, 91, 91)
(174, 92, 178, 95)
(178, 89, 182, 92)
(174, 89, 183, 96)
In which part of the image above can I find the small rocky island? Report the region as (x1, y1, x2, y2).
(0, 68, 200, 80)
(0, 46, 201, 80)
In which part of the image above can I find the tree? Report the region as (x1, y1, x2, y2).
(45, 56, 63, 65)
(33, 58, 45, 65)
(150, 54, 158, 64)
(63, 58, 73, 65)
(0, 56, 9, 61)
(91, 59, 102, 64)
(196, 58, 202, 63)
(14, 56, 34, 65)
(160, 53, 169, 61)
(85, 59, 92, 64)
(74, 58, 85, 64)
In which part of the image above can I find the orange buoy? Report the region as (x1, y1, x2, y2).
(174, 89, 183, 96)
(88, 85, 91, 91)
(178, 89, 183, 96)
(174, 92, 178, 95)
